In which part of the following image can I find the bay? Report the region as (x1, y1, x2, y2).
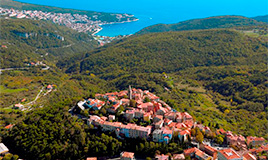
(17, 0, 268, 36)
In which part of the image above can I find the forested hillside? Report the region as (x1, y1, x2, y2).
(136, 15, 266, 35)
(56, 28, 268, 138)
(62, 29, 267, 77)
(0, 18, 98, 68)
(252, 15, 268, 23)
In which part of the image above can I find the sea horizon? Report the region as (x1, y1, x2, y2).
(16, 0, 268, 36)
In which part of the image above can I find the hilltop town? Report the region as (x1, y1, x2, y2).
(0, 1, 267, 159)
(69, 86, 267, 160)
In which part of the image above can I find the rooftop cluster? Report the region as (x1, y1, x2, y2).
(74, 86, 267, 160)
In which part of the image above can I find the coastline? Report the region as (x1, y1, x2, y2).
(1, 1, 139, 37)
(93, 18, 139, 36)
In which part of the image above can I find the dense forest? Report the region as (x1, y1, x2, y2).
(136, 15, 266, 35)
(252, 15, 268, 23)
(61, 29, 267, 76)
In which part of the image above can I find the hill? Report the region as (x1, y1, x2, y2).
(58, 29, 268, 138)
(1, 27, 268, 159)
(62, 29, 267, 76)
(136, 15, 266, 35)
(0, 18, 98, 68)
(252, 15, 268, 23)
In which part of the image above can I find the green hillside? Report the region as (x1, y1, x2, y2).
(137, 15, 266, 35)
(63, 29, 267, 76)
(0, 18, 98, 68)
(252, 15, 268, 23)
(57, 29, 268, 138)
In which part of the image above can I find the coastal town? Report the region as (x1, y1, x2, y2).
(0, 7, 138, 44)
(0, 7, 138, 35)
(66, 86, 267, 160)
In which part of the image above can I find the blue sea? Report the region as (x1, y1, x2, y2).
(18, 0, 268, 36)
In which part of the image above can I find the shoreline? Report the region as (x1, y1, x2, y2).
(92, 18, 139, 36)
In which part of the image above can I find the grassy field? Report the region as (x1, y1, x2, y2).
(0, 85, 28, 93)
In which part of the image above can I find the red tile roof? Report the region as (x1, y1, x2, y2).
(4, 124, 14, 129)
(217, 128, 226, 134)
(173, 154, 185, 160)
(247, 136, 265, 142)
(184, 147, 197, 156)
(47, 84, 53, 89)
(155, 154, 169, 160)
(204, 145, 217, 153)
(243, 153, 256, 160)
(86, 157, 97, 160)
(218, 148, 241, 160)
(179, 130, 190, 136)
(121, 151, 134, 158)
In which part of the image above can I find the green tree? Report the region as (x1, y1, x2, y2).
(130, 99, 137, 107)
(196, 130, 204, 143)
(144, 97, 151, 102)
(215, 135, 224, 144)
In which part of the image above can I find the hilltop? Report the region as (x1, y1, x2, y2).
(57, 28, 268, 138)
(252, 15, 268, 23)
(136, 15, 266, 35)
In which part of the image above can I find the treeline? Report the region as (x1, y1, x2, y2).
(136, 15, 266, 35)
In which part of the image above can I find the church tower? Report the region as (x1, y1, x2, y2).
(129, 85, 132, 100)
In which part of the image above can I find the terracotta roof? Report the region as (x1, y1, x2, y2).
(95, 93, 103, 97)
(218, 148, 241, 160)
(163, 128, 172, 135)
(47, 84, 52, 89)
(155, 154, 169, 160)
(14, 103, 23, 107)
(243, 153, 256, 160)
(4, 124, 14, 129)
(179, 130, 190, 136)
(86, 157, 97, 160)
(168, 122, 176, 128)
(173, 154, 185, 159)
(247, 136, 265, 142)
(217, 128, 226, 134)
(184, 147, 197, 155)
(204, 145, 217, 153)
(195, 149, 209, 159)
(21, 98, 26, 102)
(183, 112, 192, 119)
(121, 151, 134, 158)
(175, 122, 187, 129)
